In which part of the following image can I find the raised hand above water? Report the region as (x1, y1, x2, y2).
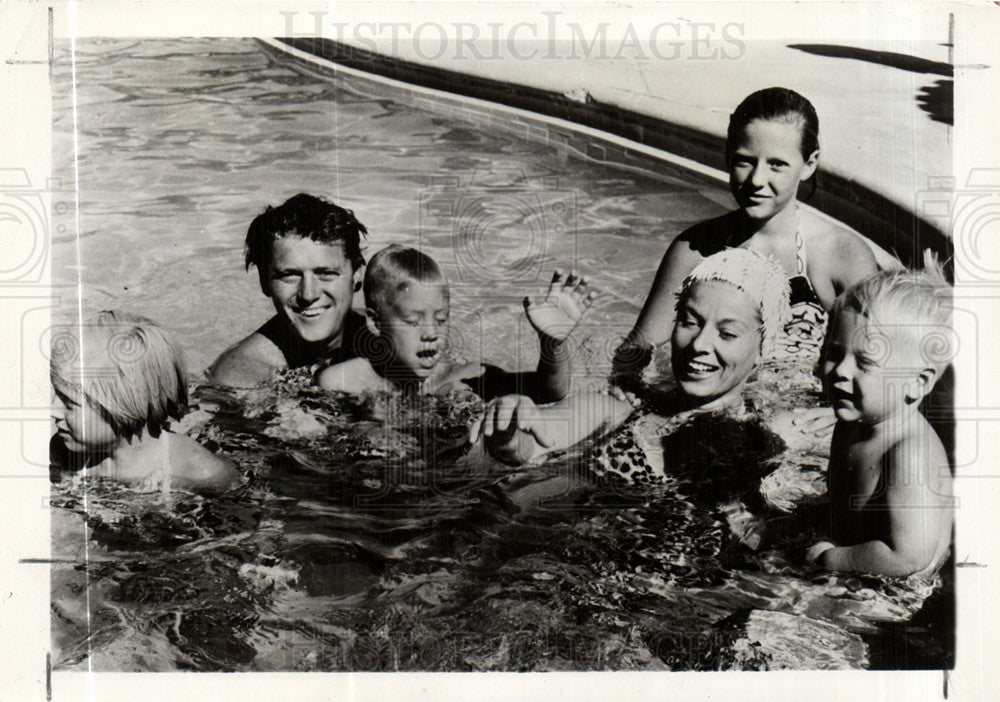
(524, 269, 596, 342)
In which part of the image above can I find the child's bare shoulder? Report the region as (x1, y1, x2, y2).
(801, 211, 879, 272)
(209, 332, 285, 387)
(805, 218, 862, 255)
(895, 412, 948, 461)
(886, 413, 950, 496)
(89, 433, 240, 492)
(169, 434, 242, 491)
(425, 361, 487, 394)
(445, 360, 487, 380)
(316, 357, 384, 393)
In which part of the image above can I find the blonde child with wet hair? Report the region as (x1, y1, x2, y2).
(317, 244, 596, 400)
(807, 259, 953, 576)
(51, 311, 241, 492)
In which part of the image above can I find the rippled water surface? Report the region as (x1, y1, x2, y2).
(52, 37, 728, 376)
(50, 39, 951, 672)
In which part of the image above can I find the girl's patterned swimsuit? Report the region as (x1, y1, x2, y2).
(777, 231, 828, 361)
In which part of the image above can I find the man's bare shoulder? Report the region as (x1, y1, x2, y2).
(208, 331, 286, 388)
(315, 357, 386, 394)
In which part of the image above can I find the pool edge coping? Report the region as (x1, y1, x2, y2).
(258, 36, 952, 271)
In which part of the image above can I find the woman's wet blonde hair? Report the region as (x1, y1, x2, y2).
(51, 310, 187, 440)
(676, 247, 792, 357)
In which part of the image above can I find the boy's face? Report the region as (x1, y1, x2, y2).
(267, 236, 361, 345)
(822, 308, 921, 424)
(671, 280, 761, 410)
(376, 280, 449, 379)
(52, 384, 118, 454)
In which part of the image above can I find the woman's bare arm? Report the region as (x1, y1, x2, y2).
(614, 237, 704, 374)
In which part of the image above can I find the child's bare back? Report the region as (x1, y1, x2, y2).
(86, 431, 239, 493)
(52, 311, 241, 495)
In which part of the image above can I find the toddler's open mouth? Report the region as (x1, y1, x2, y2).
(416, 348, 440, 366)
(829, 387, 855, 407)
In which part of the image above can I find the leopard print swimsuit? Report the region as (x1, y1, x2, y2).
(587, 411, 669, 485)
(585, 402, 783, 489)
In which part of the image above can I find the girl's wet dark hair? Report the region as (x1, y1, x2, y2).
(726, 88, 820, 198)
(245, 193, 368, 291)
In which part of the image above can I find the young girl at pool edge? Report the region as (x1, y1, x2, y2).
(615, 87, 881, 373)
(51, 311, 241, 493)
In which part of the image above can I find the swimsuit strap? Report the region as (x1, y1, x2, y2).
(794, 206, 806, 276)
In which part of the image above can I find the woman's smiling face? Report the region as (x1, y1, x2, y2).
(671, 280, 762, 410)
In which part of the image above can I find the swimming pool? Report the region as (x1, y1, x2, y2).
(52, 37, 730, 379)
(50, 38, 951, 672)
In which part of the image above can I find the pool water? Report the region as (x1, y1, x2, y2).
(51, 37, 726, 378)
(50, 38, 951, 672)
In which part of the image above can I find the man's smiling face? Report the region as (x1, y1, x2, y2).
(267, 236, 360, 345)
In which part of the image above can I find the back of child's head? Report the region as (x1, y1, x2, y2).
(726, 87, 819, 165)
(832, 253, 953, 372)
(245, 193, 368, 288)
(51, 310, 187, 440)
(677, 247, 791, 357)
(364, 245, 447, 318)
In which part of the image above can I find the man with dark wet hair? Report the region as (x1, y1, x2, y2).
(209, 193, 372, 387)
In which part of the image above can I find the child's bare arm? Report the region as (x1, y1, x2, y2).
(812, 436, 952, 576)
(613, 236, 704, 378)
(521, 270, 597, 402)
(316, 358, 379, 393)
(471, 392, 632, 465)
(627, 239, 696, 349)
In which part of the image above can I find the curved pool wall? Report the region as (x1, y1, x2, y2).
(260, 36, 951, 272)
